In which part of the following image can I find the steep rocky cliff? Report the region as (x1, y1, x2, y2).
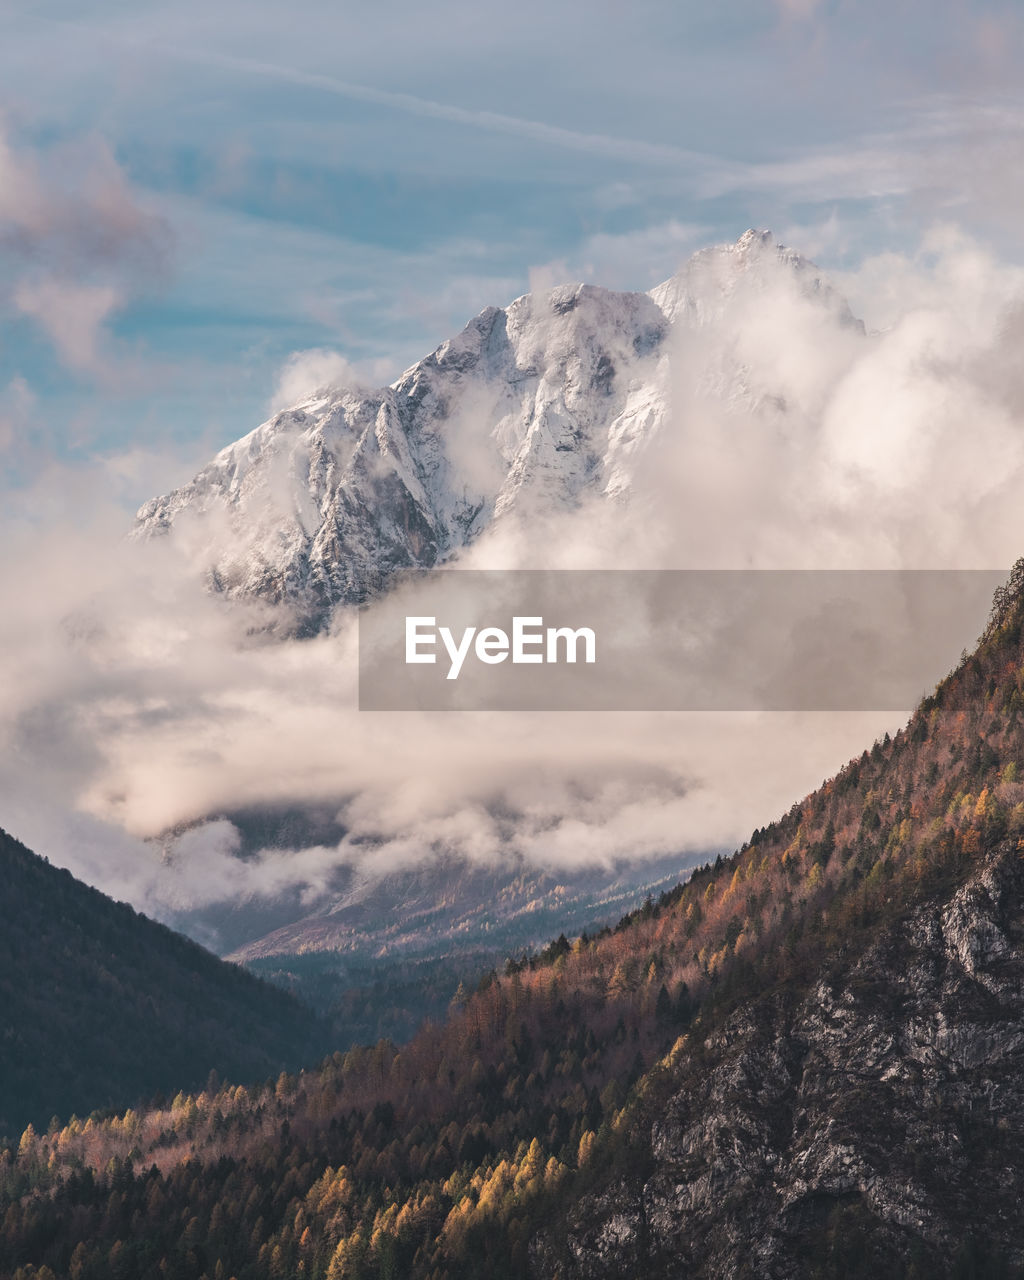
(534, 568, 1024, 1279)
(544, 839, 1024, 1277)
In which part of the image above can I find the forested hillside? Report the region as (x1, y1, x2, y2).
(0, 828, 329, 1140)
(6, 566, 1024, 1278)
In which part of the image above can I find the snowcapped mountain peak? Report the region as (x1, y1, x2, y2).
(135, 231, 862, 633)
(647, 227, 858, 331)
(736, 226, 775, 251)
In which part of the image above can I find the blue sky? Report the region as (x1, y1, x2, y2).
(2, 0, 1024, 498)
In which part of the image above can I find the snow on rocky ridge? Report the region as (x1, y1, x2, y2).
(135, 230, 863, 633)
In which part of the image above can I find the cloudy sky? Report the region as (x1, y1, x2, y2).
(4, 1, 1024, 939)
(3, 0, 1024, 481)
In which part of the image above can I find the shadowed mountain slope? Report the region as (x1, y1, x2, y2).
(0, 826, 330, 1139)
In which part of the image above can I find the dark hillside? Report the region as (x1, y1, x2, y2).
(0, 826, 329, 1139)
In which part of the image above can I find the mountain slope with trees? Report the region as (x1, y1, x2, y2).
(5, 566, 1024, 1277)
(0, 827, 329, 1140)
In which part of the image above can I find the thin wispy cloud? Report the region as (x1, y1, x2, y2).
(147, 39, 1024, 225)
(120, 38, 718, 173)
(694, 98, 1024, 211)
(121, 31, 1024, 281)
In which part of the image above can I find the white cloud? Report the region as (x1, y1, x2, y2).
(2, 225, 1023, 941)
(16, 278, 121, 375)
(526, 260, 572, 295)
(577, 221, 710, 291)
(528, 222, 710, 296)
(0, 122, 171, 377)
(269, 349, 395, 412)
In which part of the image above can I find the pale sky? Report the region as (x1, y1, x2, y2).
(3, 0, 1024, 490)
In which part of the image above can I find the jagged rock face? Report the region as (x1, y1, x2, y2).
(134, 231, 858, 633)
(545, 841, 1024, 1278)
(135, 287, 669, 633)
(224, 851, 696, 964)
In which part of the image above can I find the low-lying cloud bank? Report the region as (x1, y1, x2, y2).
(2, 227, 1022, 932)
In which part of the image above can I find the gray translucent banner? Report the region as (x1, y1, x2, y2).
(357, 569, 1007, 711)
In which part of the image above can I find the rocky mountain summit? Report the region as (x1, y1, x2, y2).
(135, 230, 859, 632)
